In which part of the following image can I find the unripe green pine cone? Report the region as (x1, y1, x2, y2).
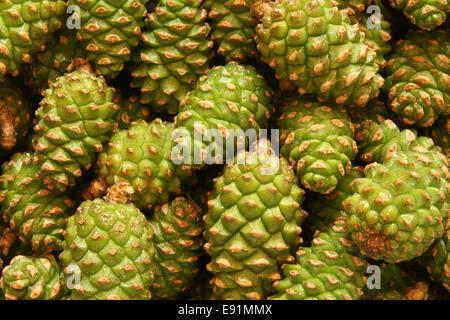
(278, 97, 358, 194)
(60, 198, 155, 300)
(1, 255, 65, 300)
(269, 215, 367, 300)
(344, 153, 449, 263)
(174, 62, 273, 169)
(205, 142, 306, 300)
(33, 66, 120, 192)
(253, 0, 384, 107)
(98, 119, 192, 210)
(0, 153, 74, 253)
(68, 0, 149, 78)
(389, 0, 449, 30)
(130, 0, 213, 114)
(385, 29, 450, 128)
(149, 197, 204, 299)
(0, 0, 66, 79)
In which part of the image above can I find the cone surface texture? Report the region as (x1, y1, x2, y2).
(385, 29, 450, 127)
(60, 199, 155, 300)
(68, 0, 149, 78)
(1, 255, 64, 300)
(269, 216, 367, 300)
(98, 119, 191, 210)
(422, 229, 450, 290)
(278, 97, 357, 194)
(33, 68, 119, 191)
(389, 0, 450, 30)
(253, 0, 384, 107)
(204, 144, 306, 299)
(0, 0, 66, 79)
(21, 29, 83, 94)
(204, 0, 258, 62)
(174, 62, 273, 168)
(149, 197, 204, 299)
(131, 0, 213, 114)
(0, 81, 32, 151)
(0, 153, 74, 253)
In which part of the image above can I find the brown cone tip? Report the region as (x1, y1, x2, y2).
(72, 58, 94, 73)
(83, 177, 108, 201)
(0, 227, 16, 257)
(105, 182, 135, 204)
(0, 110, 17, 150)
(406, 281, 429, 300)
(251, 0, 273, 20)
(365, 229, 387, 256)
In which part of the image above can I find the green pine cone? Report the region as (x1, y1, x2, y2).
(204, 142, 306, 300)
(278, 97, 358, 194)
(112, 94, 151, 130)
(0, 153, 74, 253)
(353, 106, 449, 171)
(98, 119, 192, 210)
(1, 254, 64, 300)
(269, 216, 367, 300)
(422, 229, 450, 291)
(0, 81, 32, 151)
(33, 67, 120, 192)
(130, 0, 213, 114)
(68, 0, 149, 78)
(174, 62, 273, 168)
(360, 9, 392, 57)
(60, 198, 155, 300)
(0, 0, 66, 79)
(389, 0, 449, 30)
(354, 119, 413, 164)
(149, 197, 204, 299)
(344, 154, 449, 263)
(303, 166, 364, 235)
(385, 29, 450, 127)
(332, 0, 391, 58)
(350, 101, 421, 165)
(430, 117, 450, 157)
(204, 0, 258, 62)
(409, 135, 450, 181)
(253, 0, 384, 107)
(21, 29, 84, 94)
